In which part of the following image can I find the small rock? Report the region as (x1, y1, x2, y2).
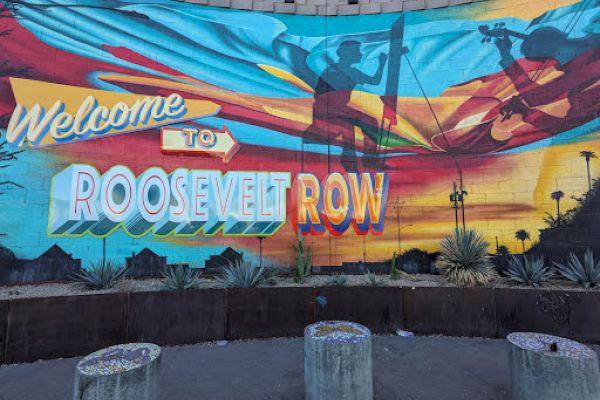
(396, 329, 415, 337)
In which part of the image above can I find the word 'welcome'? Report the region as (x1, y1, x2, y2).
(7, 94, 186, 147)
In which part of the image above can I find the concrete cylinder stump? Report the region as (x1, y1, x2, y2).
(73, 343, 161, 400)
(508, 332, 600, 400)
(304, 321, 372, 400)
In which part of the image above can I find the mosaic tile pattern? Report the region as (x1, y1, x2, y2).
(305, 321, 371, 344)
(77, 343, 161, 376)
(507, 332, 597, 360)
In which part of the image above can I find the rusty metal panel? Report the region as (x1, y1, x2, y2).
(0, 300, 8, 364)
(495, 288, 570, 339)
(226, 287, 314, 340)
(314, 286, 403, 334)
(4, 293, 128, 364)
(128, 289, 226, 345)
(403, 287, 496, 337)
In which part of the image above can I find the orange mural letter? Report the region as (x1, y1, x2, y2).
(297, 173, 321, 225)
(348, 173, 385, 225)
(323, 173, 349, 226)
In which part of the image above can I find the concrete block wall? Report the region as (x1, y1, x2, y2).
(2, 0, 597, 265)
(180, 0, 488, 15)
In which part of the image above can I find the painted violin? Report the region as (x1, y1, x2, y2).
(478, 23, 528, 43)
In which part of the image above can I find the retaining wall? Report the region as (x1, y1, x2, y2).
(2, 286, 599, 364)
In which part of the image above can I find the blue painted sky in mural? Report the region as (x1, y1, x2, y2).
(12, 0, 599, 99)
(8, 0, 598, 158)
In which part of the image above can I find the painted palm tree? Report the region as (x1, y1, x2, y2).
(580, 151, 597, 193)
(514, 229, 530, 253)
(551, 190, 564, 226)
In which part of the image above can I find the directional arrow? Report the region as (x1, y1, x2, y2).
(213, 126, 241, 163)
(160, 125, 240, 163)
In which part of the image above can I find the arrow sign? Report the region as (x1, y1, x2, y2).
(161, 126, 240, 163)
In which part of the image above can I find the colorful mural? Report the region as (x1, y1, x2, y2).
(0, 0, 598, 266)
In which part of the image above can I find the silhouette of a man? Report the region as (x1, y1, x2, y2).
(491, 27, 600, 132)
(306, 40, 388, 171)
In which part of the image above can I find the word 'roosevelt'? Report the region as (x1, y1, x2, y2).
(7, 94, 186, 147)
(49, 164, 291, 237)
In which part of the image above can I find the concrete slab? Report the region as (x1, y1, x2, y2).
(1, 336, 593, 400)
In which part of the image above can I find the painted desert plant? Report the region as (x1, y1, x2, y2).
(401, 248, 433, 273)
(389, 251, 417, 281)
(580, 150, 597, 192)
(72, 261, 128, 290)
(390, 251, 401, 280)
(217, 259, 267, 288)
(514, 229, 530, 253)
(293, 238, 312, 283)
(554, 250, 600, 288)
(326, 274, 348, 287)
(161, 265, 202, 290)
(435, 229, 497, 286)
(364, 271, 385, 287)
(402, 261, 422, 274)
(505, 256, 553, 287)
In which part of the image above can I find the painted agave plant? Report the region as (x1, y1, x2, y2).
(217, 259, 267, 288)
(505, 256, 553, 287)
(435, 229, 497, 286)
(553, 250, 600, 288)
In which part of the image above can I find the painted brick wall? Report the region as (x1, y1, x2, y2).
(181, 0, 487, 15)
(0, 0, 598, 270)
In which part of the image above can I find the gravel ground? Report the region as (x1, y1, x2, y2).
(0, 271, 597, 300)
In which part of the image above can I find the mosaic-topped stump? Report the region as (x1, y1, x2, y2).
(305, 321, 373, 400)
(73, 343, 161, 400)
(508, 332, 600, 400)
